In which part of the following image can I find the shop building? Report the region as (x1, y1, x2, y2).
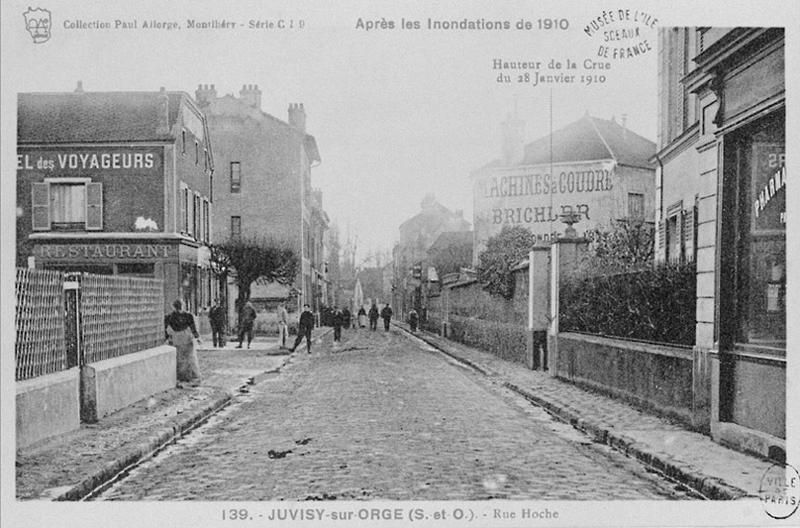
(471, 113, 656, 262)
(194, 84, 328, 315)
(655, 27, 785, 457)
(16, 84, 215, 315)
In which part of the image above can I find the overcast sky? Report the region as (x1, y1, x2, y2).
(2, 0, 789, 260)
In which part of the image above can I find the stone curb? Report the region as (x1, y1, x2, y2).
(54, 389, 233, 501)
(396, 324, 750, 501)
(52, 327, 333, 501)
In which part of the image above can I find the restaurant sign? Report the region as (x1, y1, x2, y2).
(34, 243, 176, 260)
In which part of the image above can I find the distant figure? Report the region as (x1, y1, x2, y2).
(408, 308, 419, 333)
(277, 302, 289, 349)
(208, 298, 227, 348)
(165, 299, 201, 386)
(381, 303, 393, 331)
(341, 307, 352, 330)
(290, 304, 315, 354)
(358, 306, 367, 328)
(237, 301, 257, 349)
(368, 303, 380, 331)
(332, 306, 344, 342)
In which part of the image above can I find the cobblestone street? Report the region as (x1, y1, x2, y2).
(98, 328, 697, 501)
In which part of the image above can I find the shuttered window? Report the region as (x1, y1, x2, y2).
(32, 180, 102, 231)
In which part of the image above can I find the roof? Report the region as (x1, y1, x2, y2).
(202, 94, 320, 163)
(427, 231, 473, 254)
(520, 114, 656, 169)
(18, 90, 195, 143)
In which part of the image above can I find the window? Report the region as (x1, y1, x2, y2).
(193, 194, 200, 238)
(231, 216, 241, 240)
(181, 130, 186, 155)
(230, 162, 241, 193)
(203, 200, 210, 243)
(31, 180, 102, 231)
(204, 149, 208, 171)
(181, 186, 189, 233)
(195, 141, 199, 165)
(628, 193, 645, 221)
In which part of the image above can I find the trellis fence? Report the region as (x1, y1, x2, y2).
(80, 274, 164, 364)
(15, 268, 165, 381)
(15, 268, 67, 381)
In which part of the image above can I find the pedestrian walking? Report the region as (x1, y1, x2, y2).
(332, 306, 344, 343)
(358, 306, 367, 328)
(408, 308, 419, 332)
(341, 306, 352, 331)
(237, 301, 257, 349)
(208, 298, 227, 348)
(277, 301, 289, 349)
(368, 303, 380, 331)
(289, 304, 315, 354)
(165, 299, 201, 387)
(381, 303, 393, 331)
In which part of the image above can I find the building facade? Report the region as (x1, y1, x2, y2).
(655, 28, 785, 458)
(392, 194, 471, 317)
(195, 84, 328, 315)
(471, 114, 656, 262)
(16, 85, 215, 315)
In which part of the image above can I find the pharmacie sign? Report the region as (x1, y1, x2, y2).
(17, 147, 162, 174)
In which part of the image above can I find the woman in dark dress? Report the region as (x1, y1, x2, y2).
(164, 299, 202, 386)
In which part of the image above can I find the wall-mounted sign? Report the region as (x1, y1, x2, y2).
(752, 143, 785, 232)
(35, 243, 175, 260)
(17, 147, 162, 174)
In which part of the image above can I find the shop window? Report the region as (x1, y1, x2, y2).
(738, 139, 785, 349)
(32, 180, 102, 231)
(230, 162, 241, 193)
(231, 216, 241, 241)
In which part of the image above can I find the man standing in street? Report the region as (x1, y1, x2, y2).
(237, 301, 257, 349)
(380, 303, 393, 331)
(408, 307, 419, 333)
(290, 304, 315, 354)
(368, 302, 380, 331)
(332, 305, 344, 343)
(209, 298, 227, 348)
(277, 301, 289, 349)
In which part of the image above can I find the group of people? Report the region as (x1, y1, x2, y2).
(164, 297, 410, 387)
(326, 302, 394, 343)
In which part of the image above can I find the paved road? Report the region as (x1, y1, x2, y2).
(99, 328, 696, 501)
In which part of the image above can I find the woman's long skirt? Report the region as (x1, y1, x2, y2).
(168, 327, 201, 382)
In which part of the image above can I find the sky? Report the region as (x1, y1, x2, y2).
(1, 0, 793, 261)
(1, 0, 668, 261)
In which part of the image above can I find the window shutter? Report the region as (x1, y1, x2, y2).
(682, 206, 696, 262)
(656, 219, 666, 262)
(85, 182, 103, 230)
(31, 183, 50, 231)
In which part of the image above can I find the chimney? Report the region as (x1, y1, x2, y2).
(501, 112, 525, 166)
(195, 83, 217, 106)
(74, 81, 84, 93)
(621, 113, 628, 140)
(156, 86, 169, 135)
(288, 103, 307, 133)
(239, 84, 262, 109)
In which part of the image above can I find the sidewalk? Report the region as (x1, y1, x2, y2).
(15, 328, 330, 501)
(394, 322, 774, 500)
